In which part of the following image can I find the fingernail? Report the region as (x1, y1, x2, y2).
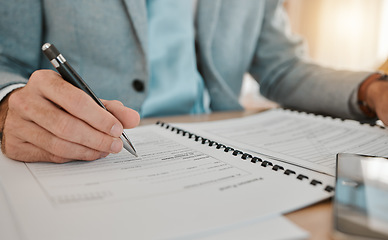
(110, 139, 123, 153)
(100, 152, 109, 159)
(110, 123, 123, 137)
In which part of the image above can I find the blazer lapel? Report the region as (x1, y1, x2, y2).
(121, 0, 148, 56)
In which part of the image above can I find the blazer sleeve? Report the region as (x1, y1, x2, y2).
(0, 0, 43, 89)
(248, 0, 371, 120)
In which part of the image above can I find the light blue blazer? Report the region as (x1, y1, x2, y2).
(0, 0, 370, 119)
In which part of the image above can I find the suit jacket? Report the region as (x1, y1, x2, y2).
(0, 0, 370, 119)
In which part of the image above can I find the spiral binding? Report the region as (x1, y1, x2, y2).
(156, 121, 335, 193)
(285, 108, 385, 129)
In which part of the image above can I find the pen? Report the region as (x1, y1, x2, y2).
(41, 43, 138, 157)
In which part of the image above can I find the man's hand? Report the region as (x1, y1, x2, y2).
(365, 79, 388, 125)
(0, 69, 140, 163)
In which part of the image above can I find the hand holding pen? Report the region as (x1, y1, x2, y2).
(0, 44, 140, 163)
(42, 43, 138, 157)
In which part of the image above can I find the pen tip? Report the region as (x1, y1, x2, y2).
(120, 133, 138, 158)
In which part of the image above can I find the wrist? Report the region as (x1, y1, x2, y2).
(357, 72, 388, 118)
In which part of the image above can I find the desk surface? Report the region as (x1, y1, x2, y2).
(141, 110, 333, 240)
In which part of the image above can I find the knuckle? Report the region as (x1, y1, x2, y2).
(29, 70, 44, 83)
(55, 117, 74, 139)
(71, 90, 89, 109)
(29, 70, 51, 88)
(48, 138, 67, 157)
(29, 69, 56, 84)
(7, 90, 20, 106)
(8, 90, 26, 111)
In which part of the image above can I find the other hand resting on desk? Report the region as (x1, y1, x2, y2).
(0, 69, 140, 163)
(365, 79, 388, 125)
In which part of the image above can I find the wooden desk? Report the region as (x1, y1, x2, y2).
(141, 110, 333, 240)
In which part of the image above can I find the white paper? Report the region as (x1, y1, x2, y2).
(174, 109, 388, 176)
(0, 125, 330, 240)
(0, 180, 22, 240)
(198, 215, 309, 240)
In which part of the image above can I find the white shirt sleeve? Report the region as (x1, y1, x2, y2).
(0, 84, 25, 102)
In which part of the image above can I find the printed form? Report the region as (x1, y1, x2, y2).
(175, 109, 388, 176)
(0, 125, 328, 240)
(26, 128, 251, 207)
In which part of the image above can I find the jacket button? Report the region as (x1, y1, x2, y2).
(132, 79, 144, 92)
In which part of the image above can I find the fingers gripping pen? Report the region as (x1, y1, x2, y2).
(42, 43, 138, 157)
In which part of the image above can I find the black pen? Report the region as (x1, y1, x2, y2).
(41, 43, 138, 157)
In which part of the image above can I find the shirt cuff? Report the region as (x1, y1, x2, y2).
(0, 84, 26, 102)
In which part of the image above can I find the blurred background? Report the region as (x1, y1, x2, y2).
(240, 0, 388, 110)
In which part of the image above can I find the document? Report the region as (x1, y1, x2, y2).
(200, 215, 309, 240)
(0, 181, 21, 240)
(0, 124, 330, 240)
(175, 109, 388, 176)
